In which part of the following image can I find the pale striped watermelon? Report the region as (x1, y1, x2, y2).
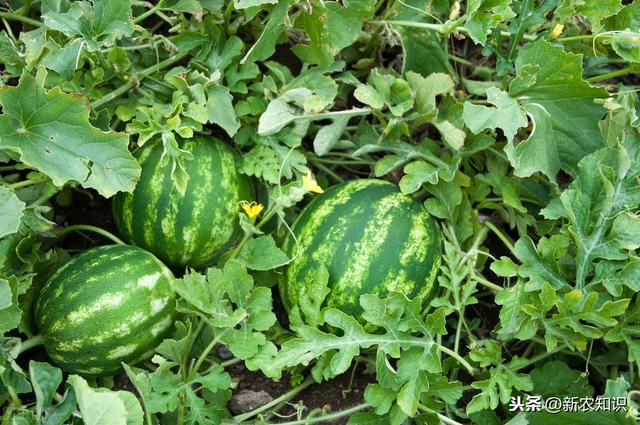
(34, 245, 176, 376)
(280, 179, 442, 316)
(112, 136, 254, 269)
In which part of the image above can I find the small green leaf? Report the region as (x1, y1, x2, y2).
(292, 0, 373, 66)
(42, 39, 83, 80)
(68, 375, 143, 425)
(530, 361, 593, 398)
(354, 84, 386, 109)
(207, 86, 240, 137)
(406, 71, 454, 121)
(399, 161, 440, 194)
(234, 0, 278, 9)
(0, 187, 25, 238)
(44, 0, 135, 51)
(0, 277, 23, 334)
(29, 361, 62, 418)
(313, 117, 349, 156)
(462, 87, 527, 142)
(241, 0, 293, 64)
(465, 0, 516, 45)
(236, 235, 289, 271)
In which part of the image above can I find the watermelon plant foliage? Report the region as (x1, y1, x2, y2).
(1, 0, 640, 424)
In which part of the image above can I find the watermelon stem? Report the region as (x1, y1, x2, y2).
(55, 224, 126, 246)
(484, 221, 516, 255)
(262, 402, 370, 424)
(232, 376, 315, 422)
(308, 159, 344, 183)
(436, 343, 476, 376)
(473, 274, 504, 292)
(18, 334, 43, 355)
(187, 329, 229, 380)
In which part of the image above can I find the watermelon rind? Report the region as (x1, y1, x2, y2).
(34, 244, 176, 376)
(112, 136, 254, 269)
(280, 179, 442, 317)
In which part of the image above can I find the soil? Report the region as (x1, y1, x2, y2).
(229, 362, 374, 424)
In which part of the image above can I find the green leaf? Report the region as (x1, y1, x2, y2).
(462, 87, 527, 142)
(0, 32, 24, 76)
(469, 341, 501, 367)
(44, 389, 77, 425)
(172, 263, 276, 360)
(239, 145, 281, 184)
(236, 235, 289, 270)
(495, 283, 536, 341)
(434, 120, 465, 151)
(541, 142, 640, 287)
(29, 361, 62, 418)
(354, 84, 385, 109)
(235, 0, 278, 9)
(258, 88, 310, 135)
(399, 29, 450, 76)
(292, 0, 373, 66)
(0, 187, 25, 238)
(141, 356, 183, 414)
(0, 277, 23, 334)
(68, 375, 143, 425)
(423, 180, 462, 221)
(42, 39, 83, 80)
(207, 86, 240, 137)
(604, 1, 640, 32)
(511, 236, 569, 291)
(203, 35, 243, 74)
(530, 360, 593, 398)
(241, 0, 293, 64)
(163, 0, 204, 12)
(608, 212, 640, 250)
(406, 71, 454, 121)
(0, 71, 140, 197)
(399, 161, 440, 194)
(465, 0, 516, 45)
(313, 117, 349, 156)
(273, 294, 450, 388)
(21, 28, 47, 65)
(467, 363, 533, 414)
(507, 40, 608, 180)
(290, 264, 330, 329)
(558, 0, 623, 32)
(610, 31, 640, 63)
(347, 412, 390, 424)
(41, 0, 71, 14)
(43, 0, 135, 51)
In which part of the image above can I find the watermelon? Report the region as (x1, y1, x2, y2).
(112, 136, 254, 269)
(34, 245, 176, 376)
(280, 179, 442, 316)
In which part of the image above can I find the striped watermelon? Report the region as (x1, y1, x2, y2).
(34, 245, 175, 376)
(112, 136, 254, 269)
(280, 179, 442, 316)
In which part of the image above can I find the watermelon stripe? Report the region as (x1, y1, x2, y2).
(280, 179, 441, 317)
(113, 136, 254, 269)
(35, 245, 176, 376)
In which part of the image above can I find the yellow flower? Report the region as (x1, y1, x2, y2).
(303, 170, 324, 194)
(550, 24, 564, 39)
(241, 202, 264, 218)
